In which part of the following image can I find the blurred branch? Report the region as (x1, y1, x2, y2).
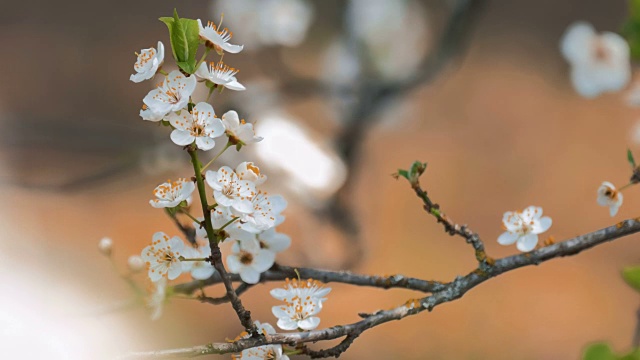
(121, 218, 640, 359)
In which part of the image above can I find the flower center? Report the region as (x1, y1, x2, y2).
(239, 251, 253, 265)
(591, 37, 610, 63)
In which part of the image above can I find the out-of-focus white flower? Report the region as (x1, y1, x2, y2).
(227, 238, 275, 284)
(236, 191, 287, 233)
(270, 278, 330, 331)
(142, 71, 196, 120)
(130, 41, 164, 83)
(147, 278, 167, 321)
(560, 21, 631, 98)
(127, 255, 145, 273)
(597, 181, 623, 216)
(98, 237, 113, 256)
(258, 0, 313, 47)
(257, 228, 291, 254)
(183, 243, 215, 280)
(348, 0, 429, 80)
(236, 162, 267, 185)
(198, 19, 244, 54)
(149, 178, 195, 208)
(214, 0, 313, 49)
(141, 232, 185, 282)
(222, 110, 263, 145)
(497, 206, 552, 252)
(232, 321, 290, 360)
(205, 166, 256, 213)
(167, 102, 225, 150)
(195, 60, 245, 91)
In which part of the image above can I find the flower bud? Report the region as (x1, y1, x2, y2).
(98, 237, 113, 256)
(128, 255, 145, 272)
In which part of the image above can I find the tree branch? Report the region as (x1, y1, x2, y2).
(121, 218, 640, 359)
(171, 264, 447, 296)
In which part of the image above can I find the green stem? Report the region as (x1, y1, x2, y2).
(195, 47, 211, 72)
(179, 257, 208, 262)
(217, 216, 239, 232)
(202, 141, 232, 172)
(179, 209, 200, 223)
(188, 148, 218, 244)
(158, 69, 168, 76)
(620, 182, 635, 192)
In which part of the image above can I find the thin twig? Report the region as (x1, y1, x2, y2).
(120, 218, 640, 359)
(172, 264, 446, 295)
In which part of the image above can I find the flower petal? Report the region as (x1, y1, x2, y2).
(497, 232, 518, 246)
(517, 233, 538, 252)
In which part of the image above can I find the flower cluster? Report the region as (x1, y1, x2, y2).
(232, 321, 289, 360)
(270, 278, 331, 330)
(126, 12, 303, 327)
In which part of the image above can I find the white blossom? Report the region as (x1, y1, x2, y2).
(270, 278, 331, 331)
(183, 243, 215, 280)
(227, 238, 275, 284)
(236, 162, 267, 185)
(198, 19, 244, 54)
(130, 41, 164, 83)
(167, 102, 225, 150)
(215, 0, 313, 49)
(237, 192, 287, 233)
(232, 321, 289, 360)
(205, 166, 256, 213)
(194, 208, 253, 242)
(497, 206, 552, 252)
(256, 228, 291, 254)
(195, 61, 245, 91)
(127, 255, 145, 273)
(560, 21, 631, 98)
(149, 178, 195, 208)
(141, 232, 185, 282)
(597, 181, 623, 217)
(141, 70, 196, 120)
(98, 237, 113, 256)
(222, 110, 263, 145)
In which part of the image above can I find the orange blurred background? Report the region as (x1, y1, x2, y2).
(0, 1, 639, 359)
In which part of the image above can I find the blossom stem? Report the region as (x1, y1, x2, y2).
(179, 209, 200, 223)
(179, 257, 208, 262)
(195, 47, 211, 72)
(158, 69, 168, 76)
(188, 147, 257, 335)
(620, 182, 635, 192)
(217, 216, 239, 232)
(202, 141, 232, 171)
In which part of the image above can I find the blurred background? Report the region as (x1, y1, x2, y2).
(0, 0, 639, 359)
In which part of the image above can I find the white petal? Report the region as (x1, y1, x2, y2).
(196, 137, 216, 151)
(561, 21, 595, 63)
(240, 268, 261, 284)
(298, 317, 320, 330)
(167, 262, 183, 280)
(252, 250, 276, 273)
(225, 80, 246, 91)
(276, 318, 299, 331)
(226, 255, 243, 273)
(497, 232, 518, 246)
(191, 265, 215, 280)
(517, 233, 538, 252)
(170, 129, 195, 146)
(270, 288, 290, 300)
(532, 216, 552, 234)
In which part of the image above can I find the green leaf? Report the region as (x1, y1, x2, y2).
(159, 16, 178, 61)
(171, 10, 189, 62)
(622, 1, 640, 60)
(629, 149, 637, 169)
(394, 169, 409, 180)
(622, 266, 640, 293)
(177, 61, 194, 74)
(180, 18, 200, 68)
(583, 343, 616, 360)
(619, 348, 640, 360)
